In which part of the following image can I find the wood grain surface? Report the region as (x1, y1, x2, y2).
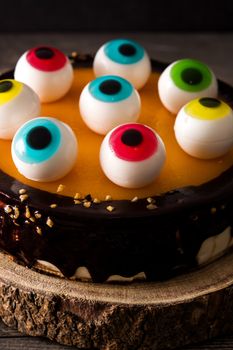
(0, 32, 232, 350)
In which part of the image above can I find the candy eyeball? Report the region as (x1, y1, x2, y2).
(0, 79, 40, 140)
(14, 46, 74, 103)
(79, 75, 141, 135)
(174, 97, 233, 159)
(158, 58, 218, 114)
(100, 123, 166, 188)
(12, 117, 78, 181)
(93, 39, 151, 90)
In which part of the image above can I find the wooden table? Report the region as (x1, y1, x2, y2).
(0, 32, 233, 350)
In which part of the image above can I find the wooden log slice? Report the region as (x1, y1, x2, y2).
(1, 251, 233, 350)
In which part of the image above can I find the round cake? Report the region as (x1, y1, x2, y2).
(0, 43, 232, 283)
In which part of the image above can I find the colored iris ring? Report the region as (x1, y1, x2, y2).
(104, 39, 145, 65)
(89, 75, 133, 102)
(0, 79, 23, 106)
(13, 119, 61, 164)
(170, 59, 212, 92)
(184, 98, 231, 120)
(109, 124, 158, 161)
(26, 46, 67, 72)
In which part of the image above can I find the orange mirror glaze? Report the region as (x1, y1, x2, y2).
(0, 67, 232, 200)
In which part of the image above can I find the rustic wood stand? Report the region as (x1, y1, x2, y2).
(0, 251, 233, 350)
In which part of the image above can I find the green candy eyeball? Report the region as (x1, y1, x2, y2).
(158, 58, 218, 114)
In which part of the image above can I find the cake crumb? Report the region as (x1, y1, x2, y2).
(50, 203, 57, 208)
(146, 203, 158, 210)
(105, 195, 112, 201)
(4, 205, 12, 214)
(211, 207, 217, 214)
(34, 211, 42, 219)
(20, 194, 28, 202)
(106, 205, 115, 212)
(131, 196, 138, 202)
(19, 188, 27, 195)
(83, 201, 91, 208)
(93, 198, 101, 204)
(46, 217, 54, 228)
(57, 184, 65, 193)
(25, 206, 31, 218)
(74, 192, 81, 199)
(36, 226, 42, 235)
(147, 197, 155, 204)
(74, 199, 81, 205)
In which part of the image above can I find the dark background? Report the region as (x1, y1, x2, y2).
(1, 0, 233, 32)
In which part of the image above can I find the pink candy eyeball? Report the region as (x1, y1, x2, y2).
(79, 75, 141, 135)
(14, 46, 74, 103)
(100, 123, 166, 188)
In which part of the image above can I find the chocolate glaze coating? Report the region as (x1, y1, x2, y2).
(0, 56, 232, 282)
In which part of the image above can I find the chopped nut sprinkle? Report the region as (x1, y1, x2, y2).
(131, 196, 138, 202)
(29, 217, 35, 222)
(46, 217, 54, 228)
(147, 197, 155, 204)
(19, 194, 28, 202)
(34, 211, 42, 219)
(105, 195, 112, 201)
(50, 204, 57, 208)
(106, 205, 115, 212)
(83, 201, 91, 208)
(25, 206, 31, 219)
(10, 214, 14, 219)
(13, 220, 20, 227)
(36, 226, 42, 235)
(146, 204, 158, 210)
(74, 199, 81, 205)
(4, 205, 12, 214)
(19, 188, 27, 195)
(74, 192, 81, 199)
(57, 184, 65, 193)
(25, 220, 30, 224)
(13, 206, 20, 219)
(211, 207, 217, 214)
(93, 198, 101, 204)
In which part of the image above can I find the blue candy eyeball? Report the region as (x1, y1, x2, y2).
(12, 117, 78, 182)
(79, 75, 141, 135)
(93, 39, 151, 90)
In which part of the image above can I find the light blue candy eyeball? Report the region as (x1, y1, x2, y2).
(93, 39, 151, 90)
(79, 75, 141, 135)
(11, 117, 78, 182)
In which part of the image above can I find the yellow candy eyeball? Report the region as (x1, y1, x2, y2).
(0, 79, 40, 140)
(174, 97, 233, 159)
(158, 59, 218, 114)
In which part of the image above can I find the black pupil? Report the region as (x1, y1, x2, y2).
(199, 97, 221, 108)
(121, 129, 143, 147)
(181, 68, 203, 85)
(0, 81, 13, 92)
(35, 47, 54, 59)
(26, 126, 52, 150)
(99, 79, 122, 95)
(119, 44, 136, 56)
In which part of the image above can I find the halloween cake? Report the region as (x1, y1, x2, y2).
(0, 39, 232, 283)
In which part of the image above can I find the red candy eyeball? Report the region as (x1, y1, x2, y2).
(100, 123, 166, 188)
(14, 46, 74, 102)
(26, 46, 67, 72)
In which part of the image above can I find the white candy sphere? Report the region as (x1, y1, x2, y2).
(12, 117, 78, 182)
(174, 97, 233, 159)
(93, 39, 151, 90)
(100, 123, 166, 188)
(79, 75, 141, 135)
(14, 46, 73, 103)
(158, 58, 218, 114)
(0, 79, 40, 140)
